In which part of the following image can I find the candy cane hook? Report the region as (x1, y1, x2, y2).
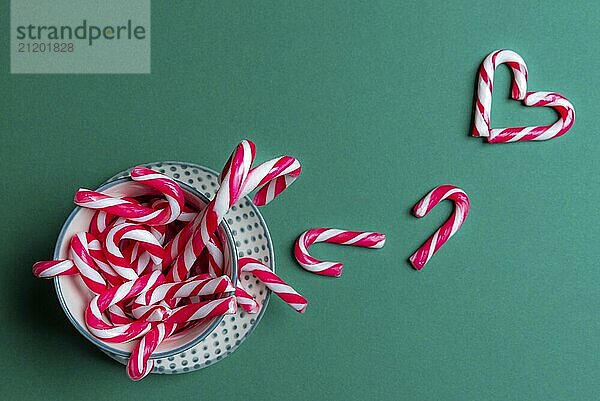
(294, 228, 386, 277)
(409, 185, 470, 270)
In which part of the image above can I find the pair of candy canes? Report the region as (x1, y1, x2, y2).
(296, 48, 577, 272)
(294, 184, 469, 275)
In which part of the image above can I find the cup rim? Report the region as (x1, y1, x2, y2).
(53, 176, 238, 359)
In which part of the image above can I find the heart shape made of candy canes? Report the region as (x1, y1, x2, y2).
(472, 49, 575, 143)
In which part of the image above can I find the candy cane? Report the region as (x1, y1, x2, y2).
(134, 275, 233, 307)
(240, 155, 302, 206)
(126, 225, 168, 275)
(472, 49, 528, 138)
(164, 296, 237, 323)
(74, 167, 185, 226)
(239, 257, 307, 313)
(488, 91, 575, 143)
(409, 185, 470, 270)
(204, 232, 224, 277)
(85, 271, 165, 343)
(127, 322, 177, 380)
(33, 255, 128, 328)
(293, 228, 386, 277)
(167, 140, 255, 282)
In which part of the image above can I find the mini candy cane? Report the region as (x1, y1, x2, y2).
(294, 228, 386, 277)
(409, 185, 470, 270)
(85, 271, 165, 343)
(239, 257, 307, 313)
(488, 91, 575, 143)
(33, 235, 116, 292)
(74, 167, 185, 226)
(472, 49, 528, 138)
(130, 166, 185, 217)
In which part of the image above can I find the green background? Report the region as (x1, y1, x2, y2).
(1, 1, 599, 400)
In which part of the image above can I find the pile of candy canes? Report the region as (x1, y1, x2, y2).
(33, 49, 576, 381)
(34, 140, 308, 380)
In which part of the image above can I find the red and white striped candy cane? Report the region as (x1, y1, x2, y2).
(33, 235, 118, 293)
(85, 271, 165, 343)
(164, 296, 237, 323)
(240, 155, 302, 206)
(127, 322, 177, 380)
(167, 140, 255, 282)
(74, 190, 166, 226)
(33, 256, 128, 331)
(239, 257, 307, 313)
(294, 228, 386, 277)
(33, 252, 125, 325)
(133, 296, 238, 324)
(127, 296, 237, 380)
(169, 142, 302, 281)
(33, 260, 77, 278)
(472, 49, 528, 137)
(103, 222, 165, 281)
(130, 166, 185, 219)
(409, 185, 470, 270)
(488, 91, 575, 143)
(74, 167, 185, 226)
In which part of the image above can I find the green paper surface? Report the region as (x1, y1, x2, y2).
(1, 1, 599, 400)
